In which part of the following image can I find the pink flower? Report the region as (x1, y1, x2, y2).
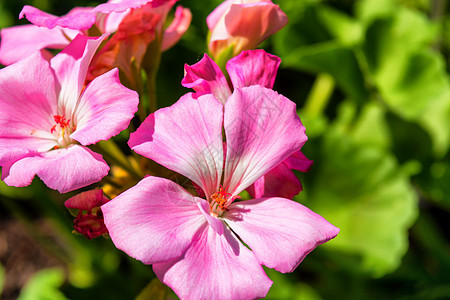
(182, 49, 313, 199)
(65, 189, 110, 239)
(0, 0, 191, 66)
(207, 0, 288, 59)
(0, 34, 139, 193)
(102, 86, 339, 299)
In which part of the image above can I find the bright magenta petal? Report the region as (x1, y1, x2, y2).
(247, 162, 302, 199)
(71, 68, 139, 145)
(129, 93, 224, 196)
(248, 150, 313, 199)
(226, 197, 340, 273)
(161, 6, 192, 51)
(153, 225, 272, 300)
(226, 49, 280, 89)
(285, 150, 314, 172)
(0, 25, 78, 66)
(2, 145, 109, 193)
(102, 176, 206, 264)
(50, 34, 106, 116)
(19, 5, 96, 30)
(223, 86, 307, 196)
(182, 54, 231, 105)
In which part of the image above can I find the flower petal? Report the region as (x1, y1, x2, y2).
(224, 1, 288, 47)
(197, 199, 224, 235)
(70, 68, 139, 145)
(0, 51, 58, 163)
(102, 176, 206, 264)
(284, 150, 314, 172)
(19, 5, 96, 30)
(223, 86, 307, 196)
(161, 6, 192, 51)
(247, 162, 302, 199)
(50, 34, 107, 116)
(129, 93, 224, 196)
(247, 150, 313, 199)
(0, 25, 78, 66)
(94, 0, 172, 14)
(65, 189, 109, 211)
(226, 49, 281, 89)
(153, 225, 272, 300)
(226, 197, 340, 273)
(2, 145, 109, 193)
(182, 54, 231, 105)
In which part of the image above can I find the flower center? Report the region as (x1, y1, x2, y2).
(50, 114, 76, 149)
(209, 186, 238, 217)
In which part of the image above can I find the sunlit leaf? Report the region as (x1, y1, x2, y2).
(135, 278, 168, 300)
(18, 268, 68, 300)
(301, 102, 419, 277)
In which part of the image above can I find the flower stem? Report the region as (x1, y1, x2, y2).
(303, 73, 335, 117)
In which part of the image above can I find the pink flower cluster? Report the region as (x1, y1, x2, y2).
(0, 0, 338, 299)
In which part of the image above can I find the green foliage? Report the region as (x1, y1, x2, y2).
(301, 102, 418, 277)
(0, 264, 4, 297)
(18, 268, 68, 300)
(276, 0, 449, 281)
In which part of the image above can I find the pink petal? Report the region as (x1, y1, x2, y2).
(248, 150, 313, 199)
(50, 34, 107, 116)
(224, 2, 288, 46)
(102, 176, 206, 264)
(0, 25, 79, 66)
(19, 5, 97, 30)
(208, 0, 287, 56)
(226, 49, 281, 89)
(284, 150, 314, 172)
(0, 51, 58, 162)
(2, 145, 109, 193)
(247, 162, 302, 199)
(226, 197, 339, 273)
(197, 199, 224, 235)
(223, 86, 307, 196)
(153, 225, 272, 300)
(129, 93, 224, 196)
(70, 68, 139, 145)
(182, 54, 232, 105)
(94, 0, 173, 14)
(161, 6, 192, 51)
(65, 189, 109, 210)
(206, 0, 232, 31)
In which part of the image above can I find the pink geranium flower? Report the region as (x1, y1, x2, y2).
(0, 0, 191, 66)
(207, 0, 288, 59)
(182, 49, 313, 199)
(102, 86, 339, 299)
(0, 34, 139, 193)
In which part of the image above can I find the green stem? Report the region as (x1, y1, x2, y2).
(303, 73, 335, 117)
(95, 140, 143, 180)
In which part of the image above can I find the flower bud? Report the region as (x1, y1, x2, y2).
(207, 0, 288, 60)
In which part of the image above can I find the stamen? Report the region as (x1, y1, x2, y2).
(209, 186, 237, 216)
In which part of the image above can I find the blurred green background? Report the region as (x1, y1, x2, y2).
(1, 0, 450, 299)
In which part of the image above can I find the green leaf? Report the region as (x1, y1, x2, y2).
(301, 101, 419, 277)
(0, 264, 5, 297)
(274, 3, 369, 103)
(265, 269, 322, 300)
(361, 8, 450, 154)
(135, 278, 168, 300)
(0, 179, 34, 199)
(18, 268, 68, 300)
